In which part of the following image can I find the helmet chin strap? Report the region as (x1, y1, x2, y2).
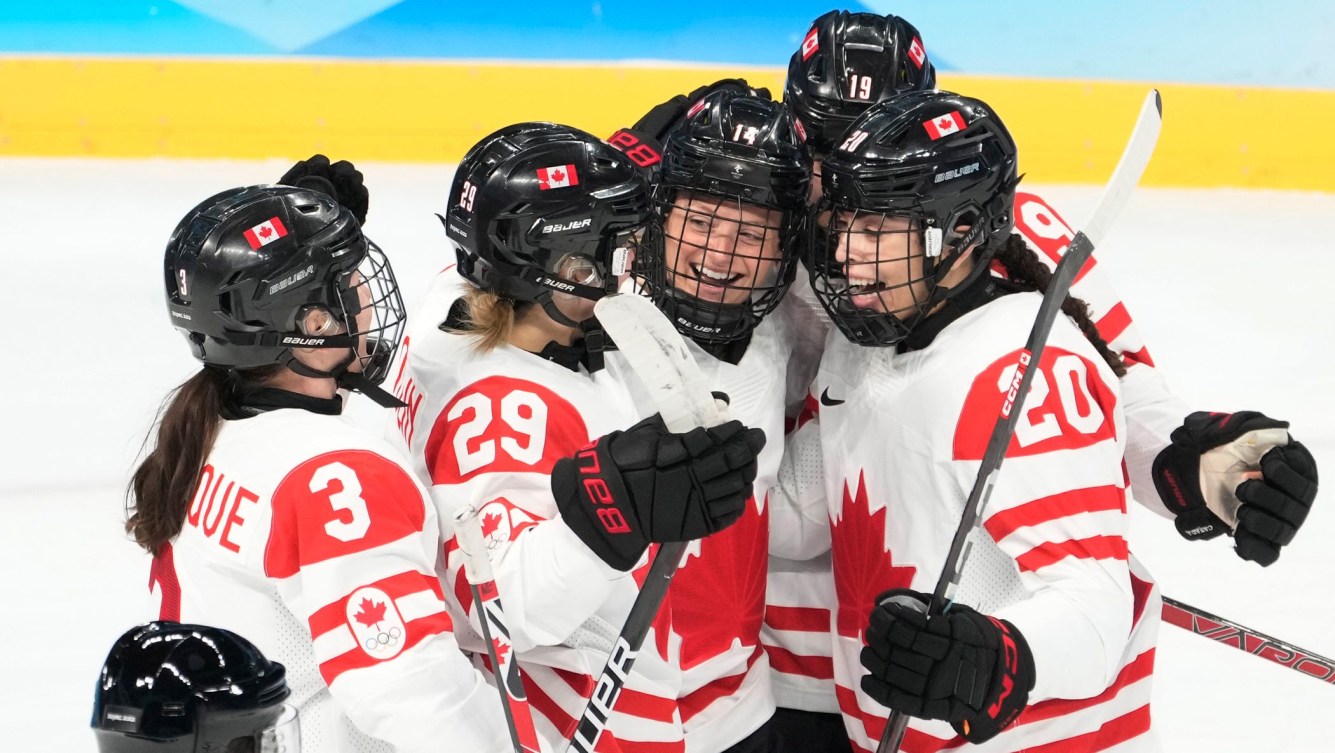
(284, 350, 407, 409)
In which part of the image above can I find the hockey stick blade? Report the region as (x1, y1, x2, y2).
(568, 293, 727, 753)
(1162, 597, 1335, 685)
(594, 292, 723, 433)
(876, 90, 1162, 753)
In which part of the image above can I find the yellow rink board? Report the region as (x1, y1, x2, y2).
(2, 57, 1333, 191)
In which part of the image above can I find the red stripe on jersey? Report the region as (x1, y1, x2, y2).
(318, 611, 454, 685)
(1022, 704, 1151, 753)
(679, 644, 763, 722)
(309, 570, 446, 637)
(1094, 303, 1133, 347)
(1122, 346, 1156, 367)
(1014, 535, 1129, 572)
(423, 376, 591, 485)
(836, 685, 957, 753)
(1130, 569, 1154, 628)
(764, 605, 830, 632)
(1019, 648, 1156, 725)
(265, 450, 428, 578)
(984, 485, 1126, 542)
(149, 543, 181, 622)
(551, 667, 679, 723)
(524, 676, 682, 753)
(765, 644, 834, 680)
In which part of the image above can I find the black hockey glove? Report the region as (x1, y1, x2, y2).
(1152, 411, 1318, 566)
(630, 78, 772, 142)
(860, 590, 1035, 745)
(552, 414, 765, 571)
(278, 154, 369, 225)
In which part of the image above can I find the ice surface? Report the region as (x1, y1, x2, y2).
(2, 158, 1330, 750)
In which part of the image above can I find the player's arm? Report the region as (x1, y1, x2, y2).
(265, 448, 511, 753)
(1015, 191, 1320, 564)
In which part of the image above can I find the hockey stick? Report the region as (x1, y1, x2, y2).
(564, 292, 725, 753)
(876, 89, 1163, 753)
(454, 505, 544, 753)
(1162, 597, 1335, 685)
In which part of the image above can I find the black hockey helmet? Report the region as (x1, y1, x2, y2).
(785, 10, 936, 157)
(809, 90, 1019, 347)
(638, 89, 812, 344)
(92, 621, 297, 753)
(165, 185, 406, 398)
(444, 122, 651, 327)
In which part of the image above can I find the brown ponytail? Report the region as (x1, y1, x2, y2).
(125, 365, 278, 555)
(991, 235, 1127, 378)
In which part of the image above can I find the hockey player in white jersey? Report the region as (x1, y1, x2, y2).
(127, 185, 513, 752)
(388, 122, 765, 752)
(93, 621, 300, 752)
(624, 89, 812, 752)
(807, 90, 1159, 753)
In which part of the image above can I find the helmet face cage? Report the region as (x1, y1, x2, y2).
(634, 91, 811, 343)
(640, 186, 797, 342)
(807, 203, 943, 347)
(321, 240, 406, 386)
(785, 11, 937, 158)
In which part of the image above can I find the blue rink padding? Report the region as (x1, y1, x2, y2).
(1, 0, 1331, 89)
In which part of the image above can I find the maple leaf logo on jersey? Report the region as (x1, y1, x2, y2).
(353, 597, 388, 629)
(672, 496, 769, 672)
(831, 472, 917, 641)
(480, 510, 504, 539)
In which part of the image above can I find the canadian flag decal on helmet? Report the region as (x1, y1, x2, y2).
(908, 37, 926, 68)
(923, 111, 966, 140)
(801, 27, 820, 60)
(537, 164, 580, 190)
(243, 217, 288, 250)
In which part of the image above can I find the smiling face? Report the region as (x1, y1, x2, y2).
(661, 191, 784, 306)
(831, 211, 929, 318)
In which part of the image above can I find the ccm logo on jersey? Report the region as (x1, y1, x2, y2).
(541, 218, 592, 234)
(576, 447, 631, 535)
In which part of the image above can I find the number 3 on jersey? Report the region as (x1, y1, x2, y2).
(425, 376, 590, 485)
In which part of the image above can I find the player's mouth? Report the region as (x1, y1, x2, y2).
(684, 262, 745, 301)
(847, 275, 887, 308)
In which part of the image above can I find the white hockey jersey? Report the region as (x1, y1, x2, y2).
(763, 189, 1186, 716)
(816, 293, 1160, 753)
(147, 406, 511, 753)
(390, 268, 685, 753)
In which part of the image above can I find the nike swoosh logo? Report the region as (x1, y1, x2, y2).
(820, 387, 845, 407)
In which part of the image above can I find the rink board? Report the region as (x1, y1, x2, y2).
(2, 56, 1333, 191)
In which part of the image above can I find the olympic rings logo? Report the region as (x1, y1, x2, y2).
(364, 626, 403, 652)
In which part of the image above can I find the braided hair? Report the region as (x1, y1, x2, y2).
(991, 234, 1127, 378)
